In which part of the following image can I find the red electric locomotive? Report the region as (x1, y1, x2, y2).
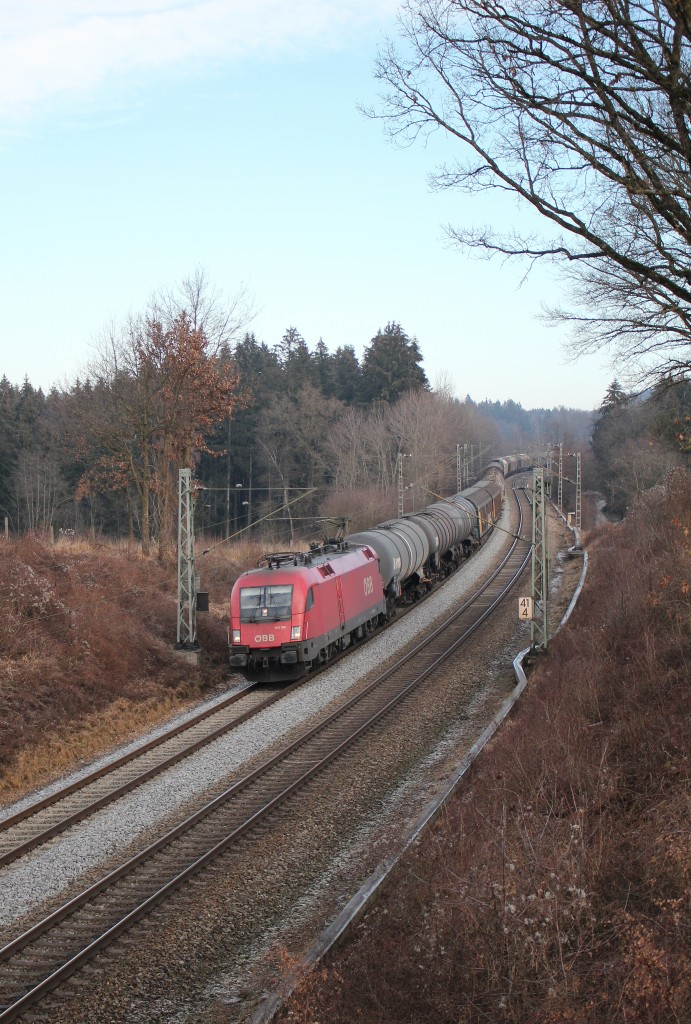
(229, 542, 387, 681)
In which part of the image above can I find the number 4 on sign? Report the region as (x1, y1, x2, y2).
(518, 596, 533, 621)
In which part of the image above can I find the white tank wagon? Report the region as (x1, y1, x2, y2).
(344, 454, 525, 605)
(345, 518, 429, 602)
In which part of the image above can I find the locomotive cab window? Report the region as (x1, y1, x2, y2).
(239, 585, 293, 623)
(305, 586, 315, 611)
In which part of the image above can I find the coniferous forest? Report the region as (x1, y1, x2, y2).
(3, 278, 685, 552)
(0, 305, 579, 551)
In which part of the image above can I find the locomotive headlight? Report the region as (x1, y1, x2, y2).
(232, 629, 241, 644)
(291, 625, 301, 641)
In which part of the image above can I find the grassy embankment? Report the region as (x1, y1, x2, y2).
(0, 535, 262, 804)
(280, 470, 690, 1024)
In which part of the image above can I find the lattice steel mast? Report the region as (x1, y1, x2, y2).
(530, 466, 549, 652)
(177, 468, 198, 649)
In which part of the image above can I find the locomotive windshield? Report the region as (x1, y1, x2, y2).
(239, 584, 293, 623)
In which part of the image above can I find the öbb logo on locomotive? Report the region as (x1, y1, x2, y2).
(229, 454, 530, 682)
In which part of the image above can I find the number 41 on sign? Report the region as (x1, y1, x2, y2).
(518, 596, 533, 621)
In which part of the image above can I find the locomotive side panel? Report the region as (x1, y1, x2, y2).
(337, 548, 386, 629)
(229, 546, 387, 680)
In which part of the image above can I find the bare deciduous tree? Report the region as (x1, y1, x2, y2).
(148, 266, 254, 354)
(13, 450, 67, 533)
(371, 0, 691, 387)
(324, 388, 495, 528)
(79, 278, 247, 555)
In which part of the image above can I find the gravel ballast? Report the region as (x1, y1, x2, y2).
(1, 493, 583, 1023)
(0, 501, 516, 931)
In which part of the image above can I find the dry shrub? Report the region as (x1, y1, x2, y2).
(320, 487, 398, 534)
(281, 470, 690, 1024)
(0, 535, 204, 789)
(197, 540, 266, 605)
(0, 694, 184, 802)
(0, 528, 287, 798)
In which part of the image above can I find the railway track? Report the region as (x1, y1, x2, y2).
(0, 548, 477, 868)
(0, 483, 519, 868)
(0, 682, 292, 868)
(0, 484, 531, 1021)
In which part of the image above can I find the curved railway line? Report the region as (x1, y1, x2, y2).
(0, 483, 532, 1022)
(0, 477, 526, 869)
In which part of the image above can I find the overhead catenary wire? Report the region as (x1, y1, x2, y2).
(417, 481, 532, 544)
(200, 489, 317, 556)
(27, 453, 517, 617)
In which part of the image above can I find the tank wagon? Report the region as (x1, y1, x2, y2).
(229, 453, 531, 681)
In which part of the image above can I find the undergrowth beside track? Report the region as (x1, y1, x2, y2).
(0, 536, 263, 803)
(279, 470, 690, 1024)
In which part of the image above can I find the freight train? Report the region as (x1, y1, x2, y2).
(228, 454, 530, 681)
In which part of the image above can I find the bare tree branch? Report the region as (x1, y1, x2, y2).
(370, 0, 691, 385)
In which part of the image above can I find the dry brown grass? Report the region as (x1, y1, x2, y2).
(280, 469, 690, 1024)
(0, 526, 319, 803)
(0, 695, 186, 803)
(0, 532, 258, 803)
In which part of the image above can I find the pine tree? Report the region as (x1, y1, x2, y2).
(360, 323, 428, 404)
(331, 345, 361, 404)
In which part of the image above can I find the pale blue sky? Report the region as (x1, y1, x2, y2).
(1, 1, 612, 409)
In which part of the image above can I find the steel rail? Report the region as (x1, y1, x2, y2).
(0, 486, 531, 1021)
(0, 683, 301, 867)
(0, 687, 258, 832)
(0, 492, 515, 866)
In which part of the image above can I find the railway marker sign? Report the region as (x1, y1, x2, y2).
(518, 596, 533, 621)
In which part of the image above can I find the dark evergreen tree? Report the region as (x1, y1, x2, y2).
(312, 338, 335, 398)
(331, 345, 361, 404)
(647, 377, 690, 454)
(0, 378, 18, 527)
(197, 333, 282, 538)
(234, 332, 283, 394)
(591, 381, 636, 516)
(275, 326, 312, 397)
(360, 323, 428, 404)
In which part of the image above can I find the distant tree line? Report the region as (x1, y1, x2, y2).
(0, 302, 478, 549)
(1, 274, 686, 548)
